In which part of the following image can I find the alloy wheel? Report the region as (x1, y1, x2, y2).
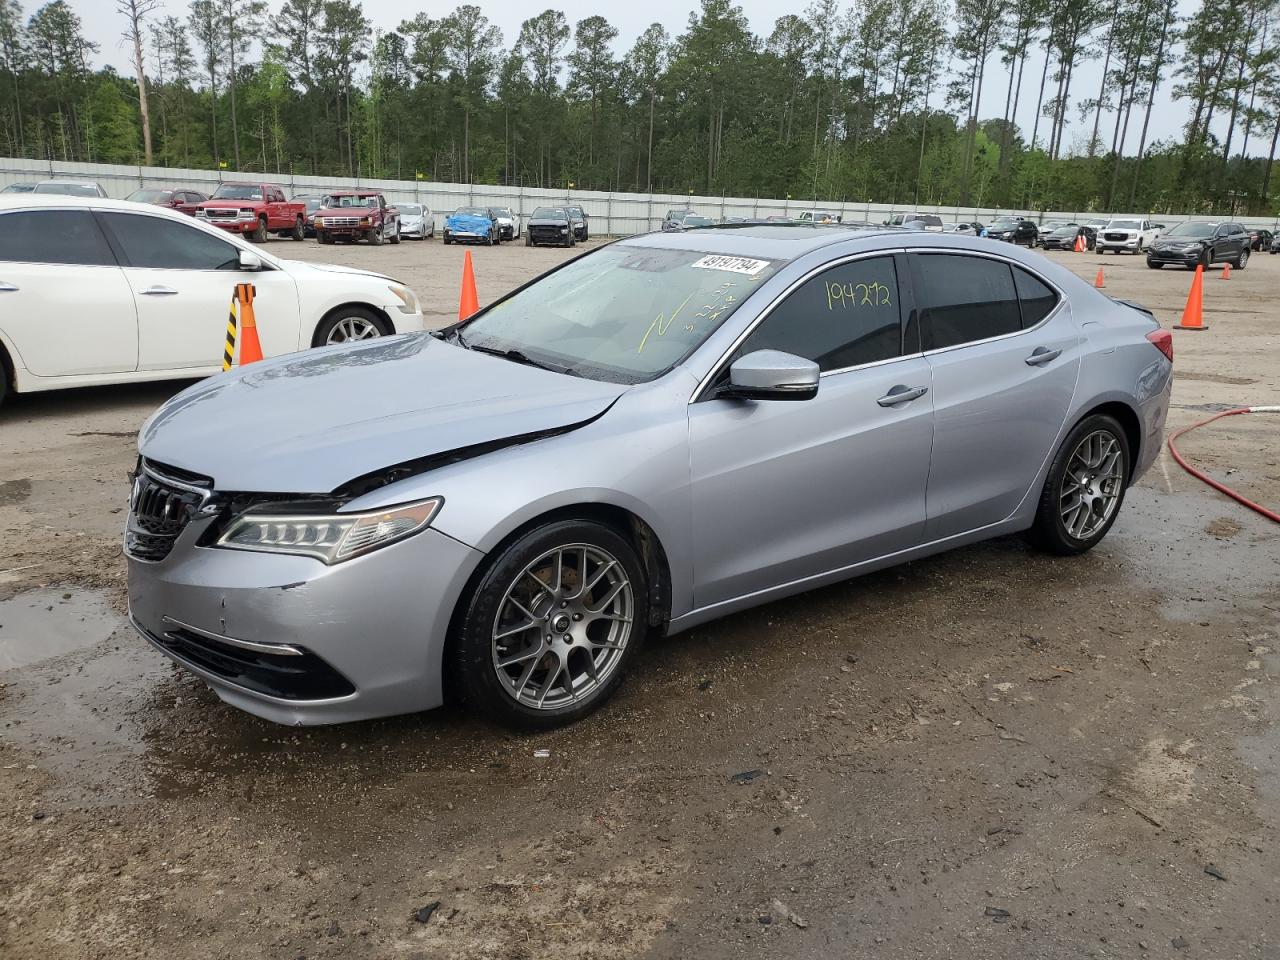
(325, 316, 381, 344)
(491, 544, 634, 710)
(1059, 429, 1125, 540)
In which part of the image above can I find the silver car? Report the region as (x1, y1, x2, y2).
(397, 202, 434, 240)
(493, 206, 520, 241)
(127, 228, 1172, 729)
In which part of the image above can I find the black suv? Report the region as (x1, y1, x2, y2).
(1145, 221, 1251, 270)
(984, 218, 1038, 246)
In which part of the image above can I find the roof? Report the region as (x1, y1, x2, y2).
(622, 224, 909, 260)
(324, 189, 382, 196)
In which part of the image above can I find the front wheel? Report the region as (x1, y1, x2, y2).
(1147, 259, 1162, 269)
(389, 223, 401, 245)
(1235, 247, 1249, 270)
(452, 520, 649, 729)
(251, 217, 268, 243)
(312, 306, 388, 347)
(367, 226, 383, 246)
(1027, 414, 1131, 556)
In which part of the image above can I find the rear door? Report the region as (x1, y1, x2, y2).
(912, 252, 1081, 539)
(0, 208, 137, 377)
(97, 210, 301, 371)
(689, 252, 935, 607)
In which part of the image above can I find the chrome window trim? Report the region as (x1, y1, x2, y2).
(690, 248, 914, 403)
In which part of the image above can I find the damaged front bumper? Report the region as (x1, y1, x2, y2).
(127, 515, 484, 725)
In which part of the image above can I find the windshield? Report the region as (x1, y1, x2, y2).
(455, 207, 487, 217)
(1052, 226, 1077, 236)
(399, 203, 422, 215)
(323, 194, 377, 207)
(1165, 222, 1216, 238)
(34, 182, 99, 196)
(127, 189, 172, 203)
(1109, 219, 1141, 229)
(302, 197, 323, 211)
(990, 219, 1019, 228)
(684, 215, 715, 227)
(212, 185, 263, 200)
(1, 182, 36, 193)
(533, 207, 566, 218)
(460, 245, 778, 384)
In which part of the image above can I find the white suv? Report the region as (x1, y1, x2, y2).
(1096, 217, 1161, 254)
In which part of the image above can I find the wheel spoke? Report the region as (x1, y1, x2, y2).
(497, 644, 545, 668)
(536, 656, 564, 707)
(505, 595, 539, 623)
(494, 619, 540, 642)
(586, 579, 628, 614)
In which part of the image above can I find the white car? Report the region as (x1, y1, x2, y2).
(494, 206, 520, 241)
(0, 196, 425, 403)
(397, 202, 434, 240)
(1096, 217, 1161, 254)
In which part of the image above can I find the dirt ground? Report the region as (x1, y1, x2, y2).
(1, 234, 1278, 960)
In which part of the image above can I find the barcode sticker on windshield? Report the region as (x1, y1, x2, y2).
(691, 255, 770, 276)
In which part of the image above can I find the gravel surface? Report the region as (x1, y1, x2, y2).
(1, 235, 1278, 959)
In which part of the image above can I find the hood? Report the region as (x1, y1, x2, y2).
(139, 335, 627, 493)
(447, 213, 492, 230)
(281, 259, 398, 284)
(529, 215, 568, 226)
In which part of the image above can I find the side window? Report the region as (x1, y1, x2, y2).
(1013, 266, 1059, 328)
(99, 212, 240, 270)
(915, 254, 1021, 350)
(736, 256, 902, 373)
(0, 210, 115, 266)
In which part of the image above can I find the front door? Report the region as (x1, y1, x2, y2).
(96, 210, 301, 371)
(689, 253, 935, 609)
(910, 252, 1081, 539)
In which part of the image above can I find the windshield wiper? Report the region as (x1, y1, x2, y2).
(467, 342, 563, 373)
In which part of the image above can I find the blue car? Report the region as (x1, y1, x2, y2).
(444, 206, 501, 245)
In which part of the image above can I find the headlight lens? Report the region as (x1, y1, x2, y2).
(217, 498, 442, 564)
(388, 284, 418, 314)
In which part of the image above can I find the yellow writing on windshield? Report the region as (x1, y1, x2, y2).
(826, 280, 892, 310)
(637, 291, 696, 353)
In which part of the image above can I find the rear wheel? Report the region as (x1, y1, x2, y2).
(290, 216, 305, 241)
(1028, 414, 1131, 556)
(452, 520, 648, 729)
(313, 306, 389, 347)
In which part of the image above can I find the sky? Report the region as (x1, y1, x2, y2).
(68, 0, 1228, 161)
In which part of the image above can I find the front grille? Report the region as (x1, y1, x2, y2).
(141, 622, 355, 701)
(204, 207, 240, 220)
(125, 461, 213, 562)
(1104, 232, 1130, 242)
(530, 226, 563, 238)
(321, 217, 361, 227)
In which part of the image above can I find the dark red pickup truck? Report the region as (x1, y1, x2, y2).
(314, 190, 401, 245)
(194, 182, 307, 242)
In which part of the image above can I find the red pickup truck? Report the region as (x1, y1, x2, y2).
(314, 190, 401, 245)
(194, 182, 306, 242)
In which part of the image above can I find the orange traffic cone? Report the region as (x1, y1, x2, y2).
(1175, 265, 1208, 331)
(1219, 263, 1231, 280)
(458, 249, 479, 321)
(1074, 233, 1086, 253)
(236, 282, 264, 363)
(1094, 267, 1105, 288)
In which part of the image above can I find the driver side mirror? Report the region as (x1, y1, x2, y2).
(238, 249, 263, 271)
(717, 350, 819, 402)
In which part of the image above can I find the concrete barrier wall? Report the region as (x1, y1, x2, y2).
(3, 157, 1278, 235)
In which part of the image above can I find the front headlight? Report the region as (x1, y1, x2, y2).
(240, 209, 256, 220)
(217, 498, 442, 564)
(560, 227, 568, 233)
(388, 284, 418, 314)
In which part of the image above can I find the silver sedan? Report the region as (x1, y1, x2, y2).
(126, 227, 1173, 729)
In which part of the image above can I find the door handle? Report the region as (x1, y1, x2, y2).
(1025, 346, 1062, 366)
(877, 385, 929, 407)
(140, 285, 179, 296)
(0, 281, 17, 292)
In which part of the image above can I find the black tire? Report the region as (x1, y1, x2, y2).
(1234, 246, 1249, 270)
(452, 520, 649, 729)
(368, 226, 383, 246)
(568, 234, 576, 248)
(487, 230, 496, 246)
(1200, 249, 1211, 270)
(525, 235, 532, 246)
(251, 217, 268, 243)
(317, 230, 333, 245)
(389, 222, 401, 245)
(290, 216, 305, 241)
(1146, 259, 1162, 269)
(0, 354, 8, 408)
(443, 233, 451, 245)
(311, 306, 389, 347)
(1027, 413, 1131, 556)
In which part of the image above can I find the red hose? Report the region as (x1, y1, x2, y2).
(1166, 406, 1280, 524)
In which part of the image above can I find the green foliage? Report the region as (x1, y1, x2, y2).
(0, 0, 1276, 215)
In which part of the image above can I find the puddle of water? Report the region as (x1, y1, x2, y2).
(0, 587, 123, 671)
